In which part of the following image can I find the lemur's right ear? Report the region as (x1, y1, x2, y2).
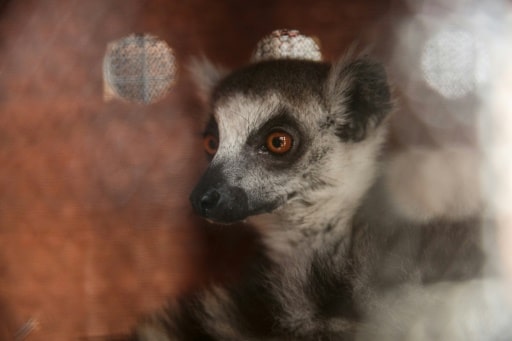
(325, 57, 392, 142)
(188, 57, 228, 104)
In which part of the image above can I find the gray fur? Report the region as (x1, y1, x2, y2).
(128, 54, 508, 341)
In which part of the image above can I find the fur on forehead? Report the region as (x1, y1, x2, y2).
(212, 59, 330, 105)
(215, 92, 280, 133)
(210, 60, 331, 145)
(213, 91, 324, 139)
(191, 54, 391, 144)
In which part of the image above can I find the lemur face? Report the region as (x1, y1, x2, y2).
(190, 58, 391, 224)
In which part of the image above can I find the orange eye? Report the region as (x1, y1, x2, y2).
(266, 131, 293, 154)
(204, 134, 219, 156)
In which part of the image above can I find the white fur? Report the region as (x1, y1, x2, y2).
(212, 93, 281, 173)
(250, 124, 387, 261)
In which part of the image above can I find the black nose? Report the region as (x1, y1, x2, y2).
(190, 184, 250, 224)
(199, 189, 220, 212)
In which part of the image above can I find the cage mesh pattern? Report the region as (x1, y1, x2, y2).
(251, 29, 322, 62)
(103, 34, 177, 104)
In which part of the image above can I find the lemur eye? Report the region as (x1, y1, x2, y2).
(266, 131, 293, 155)
(204, 134, 219, 156)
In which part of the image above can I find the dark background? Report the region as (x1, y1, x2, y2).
(0, 0, 481, 339)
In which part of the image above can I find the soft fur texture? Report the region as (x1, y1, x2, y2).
(128, 55, 509, 341)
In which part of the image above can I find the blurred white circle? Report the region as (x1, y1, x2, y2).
(103, 34, 177, 104)
(421, 29, 489, 99)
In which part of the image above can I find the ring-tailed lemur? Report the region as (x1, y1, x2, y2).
(129, 54, 511, 341)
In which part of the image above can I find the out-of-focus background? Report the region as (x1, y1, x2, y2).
(0, 0, 510, 340)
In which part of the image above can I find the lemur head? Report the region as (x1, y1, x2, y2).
(189, 56, 392, 224)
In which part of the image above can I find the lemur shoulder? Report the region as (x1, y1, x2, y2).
(129, 55, 508, 340)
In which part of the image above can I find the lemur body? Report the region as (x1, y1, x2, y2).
(131, 56, 504, 340)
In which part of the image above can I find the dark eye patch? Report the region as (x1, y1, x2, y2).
(203, 115, 219, 138)
(245, 109, 308, 168)
(203, 115, 219, 160)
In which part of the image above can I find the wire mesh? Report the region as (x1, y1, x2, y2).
(103, 34, 177, 104)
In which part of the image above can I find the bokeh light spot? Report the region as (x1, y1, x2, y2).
(421, 29, 488, 99)
(103, 34, 177, 104)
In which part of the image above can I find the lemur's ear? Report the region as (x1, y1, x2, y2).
(325, 57, 392, 142)
(188, 56, 228, 104)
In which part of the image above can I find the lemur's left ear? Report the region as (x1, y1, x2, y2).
(325, 57, 392, 142)
(188, 56, 228, 104)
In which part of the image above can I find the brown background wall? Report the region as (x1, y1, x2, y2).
(0, 0, 465, 340)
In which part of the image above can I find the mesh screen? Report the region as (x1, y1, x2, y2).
(103, 34, 177, 104)
(251, 29, 322, 62)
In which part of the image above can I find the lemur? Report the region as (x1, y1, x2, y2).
(128, 53, 511, 340)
